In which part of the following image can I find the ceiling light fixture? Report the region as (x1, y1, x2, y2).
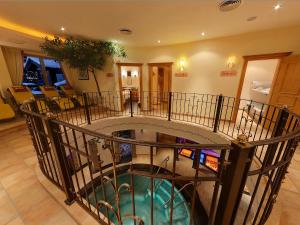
(157, 40, 161, 43)
(60, 26, 65, 31)
(201, 32, 205, 36)
(274, 4, 281, 10)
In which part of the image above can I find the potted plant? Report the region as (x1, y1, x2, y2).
(40, 37, 126, 96)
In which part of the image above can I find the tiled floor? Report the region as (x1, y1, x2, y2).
(0, 127, 78, 225)
(0, 125, 299, 225)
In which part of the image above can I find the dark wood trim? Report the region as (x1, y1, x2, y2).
(116, 62, 143, 67)
(147, 62, 173, 66)
(243, 52, 292, 60)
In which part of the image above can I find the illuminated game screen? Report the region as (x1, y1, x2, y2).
(180, 149, 194, 158)
(205, 155, 218, 172)
(176, 137, 220, 172)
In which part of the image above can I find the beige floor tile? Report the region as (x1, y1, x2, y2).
(8, 181, 51, 214)
(0, 190, 18, 225)
(0, 167, 35, 189)
(6, 217, 25, 225)
(22, 197, 77, 225)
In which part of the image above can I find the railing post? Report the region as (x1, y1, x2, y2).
(44, 114, 75, 205)
(271, 106, 289, 138)
(130, 90, 133, 117)
(168, 92, 172, 121)
(214, 137, 255, 225)
(82, 92, 91, 125)
(213, 94, 223, 132)
(265, 106, 289, 165)
(28, 99, 50, 151)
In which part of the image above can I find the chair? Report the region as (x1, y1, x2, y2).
(0, 94, 15, 121)
(40, 86, 74, 110)
(60, 85, 84, 107)
(7, 86, 48, 113)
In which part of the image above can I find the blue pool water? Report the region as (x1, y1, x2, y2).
(88, 173, 191, 225)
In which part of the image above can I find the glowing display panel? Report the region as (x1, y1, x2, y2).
(205, 156, 218, 172)
(180, 149, 193, 157)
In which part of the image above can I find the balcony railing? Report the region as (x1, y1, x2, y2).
(20, 90, 300, 225)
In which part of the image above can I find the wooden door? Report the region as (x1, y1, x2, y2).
(268, 55, 300, 114)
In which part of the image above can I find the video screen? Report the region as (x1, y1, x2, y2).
(176, 137, 220, 172)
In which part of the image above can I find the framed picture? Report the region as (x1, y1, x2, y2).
(78, 69, 89, 80)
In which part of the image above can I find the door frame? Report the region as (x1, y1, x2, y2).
(148, 62, 173, 109)
(116, 62, 143, 111)
(233, 52, 292, 121)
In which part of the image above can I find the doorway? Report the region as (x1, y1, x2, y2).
(148, 62, 172, 109)
(233, 52, 291, 121)
(117, 63, 143, 111)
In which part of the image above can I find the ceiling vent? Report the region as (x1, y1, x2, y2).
(219, 0, 242, 12)
(119, 28, 132, 35)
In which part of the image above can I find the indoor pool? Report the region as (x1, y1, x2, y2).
(88, 173, 191, 225)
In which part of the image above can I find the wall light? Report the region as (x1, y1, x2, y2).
(132, 70, 138, 77)
(178, 57, 187, 72)
(121, 71, 127, 77)
(227, 56, 237, 69)
(274, 4, 281, 10)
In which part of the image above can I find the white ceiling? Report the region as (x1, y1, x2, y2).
(0, 0, 300, 48)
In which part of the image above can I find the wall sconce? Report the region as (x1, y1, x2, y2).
(122, 71, 127, 77)
(227, 56, 237, 69)
(178, 57, 187, 72)
(132, 70, 138, 77)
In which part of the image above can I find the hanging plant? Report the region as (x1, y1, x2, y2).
(40, 36, 126, 95)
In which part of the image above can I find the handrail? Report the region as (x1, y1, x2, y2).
(20, 91, 300, 225)
(162, 181, 194, 208)
(155, 156, 170, 176)
(20, 92, 300, 148)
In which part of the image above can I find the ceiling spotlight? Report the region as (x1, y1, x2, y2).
(201, 32, 205, 36)
(157, 40, 161, 43)
(60, 26, 65, 31)
(274, 4, 281, 10)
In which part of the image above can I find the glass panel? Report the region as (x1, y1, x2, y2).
(43, 58, 66, 86)
(23, 56, 45, 86)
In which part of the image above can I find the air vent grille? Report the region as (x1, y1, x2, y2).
(219, 0, 242, 12)
(119, 28, 132, 35)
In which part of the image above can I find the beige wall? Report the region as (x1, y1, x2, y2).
(1, 25, 300, 99)
(65, 60, 116, 93)
(122, 25, 300, 97)
(0, 47, 12, 97)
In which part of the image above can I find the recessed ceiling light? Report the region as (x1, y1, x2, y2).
(157, 40, 161, 43)
(274, 4, 281, 10)
(201, 32, 205, 36)
(247, 16, 257, 22)
(60, 26, 65, 31)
